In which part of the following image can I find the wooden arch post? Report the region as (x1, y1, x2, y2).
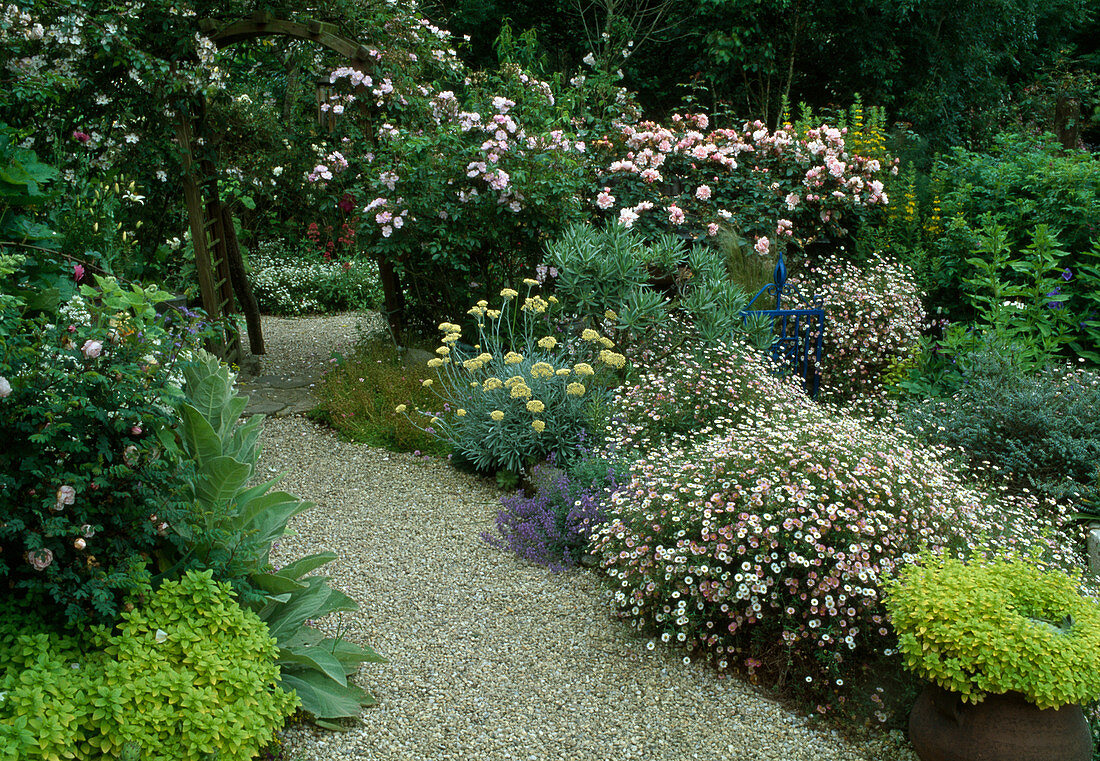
(181, 11, 406, 362)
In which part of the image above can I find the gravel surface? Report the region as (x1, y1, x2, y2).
(253, 313, 916, 761)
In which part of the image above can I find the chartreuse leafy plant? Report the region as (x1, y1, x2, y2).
(165, 353, 385, 725)
(0, 570, 297, 761)
(884, 551, 1100, 709)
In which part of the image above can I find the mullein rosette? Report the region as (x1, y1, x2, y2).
(397, 280, 626, 473)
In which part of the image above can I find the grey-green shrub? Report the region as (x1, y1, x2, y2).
(903, 341, 1100, 503)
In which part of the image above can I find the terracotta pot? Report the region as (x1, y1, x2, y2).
(909, 683, 1093, 761)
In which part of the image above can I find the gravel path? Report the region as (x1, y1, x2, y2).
(253, 313, 915, 761)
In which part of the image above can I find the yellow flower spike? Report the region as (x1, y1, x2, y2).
(581, 329, 600, 342)
(573, 362, 595, 377)
(523, 278, 539, 287)
(395, 404, 407, 413)
(537, 336, 558, 350)
(567, 382, 586, 397)
(504, 351, 524, 365)
(490, 410, 505, 421)
(500, 288, 519, 299)
(531, 420, 546, 433)
(456, 409, 466, 417)
(526, 399, 546, 414)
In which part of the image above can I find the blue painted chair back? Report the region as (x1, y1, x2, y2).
(740, 253, 825, 397)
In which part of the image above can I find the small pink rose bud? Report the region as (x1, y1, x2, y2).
(131, 426, 142, 435)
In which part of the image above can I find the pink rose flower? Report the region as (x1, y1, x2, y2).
(27, 548, 53, 571)
(82, 340, 103, 358)
(754, 236, 771, 255)
(55, 485, 76, 511)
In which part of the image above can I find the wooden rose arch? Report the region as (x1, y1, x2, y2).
(178, 12, 404, 362)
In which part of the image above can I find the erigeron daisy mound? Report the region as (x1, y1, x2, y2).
(594, 336, 1080, 709)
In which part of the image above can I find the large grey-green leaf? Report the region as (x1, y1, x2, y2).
(279, 646, 348, 686)
(279, 671, 372, 720)
(250, 572, 309, 595)
(193, 455, 252, 508)
(178, 403, 223, 465)
(277, 552, 337, 581)
(327, 638, 388, 670)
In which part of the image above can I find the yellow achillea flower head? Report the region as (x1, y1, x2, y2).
(456, 409, 466, 417)
(523, 295, 548, 313)
(395, 404, 407, 413)
(555, 368, 570, 377)
(537, 336, 558, 350)
(548, 296, 558, 304)
(441, 333, 460, 344)
(530, 361, 555, 379)
(505, 375, 526, 389)
(504, 351, 524, 365)
(523, 278, 539, 286)
(477, 299, 489, 308)
(598, 350, 626, 369)
(567, 382, 586, 397)
(500, 288, 519, 299)
(573, 362, 595, 377)
(581, 328, 600, 342)
(483, 377, 504, 391)
(531, 419, 545, 433)
(510, 383, 532, 399)
(599, 336, 614, 349)
(427, 358, 444, 368)
(478, 352, 492, 363)
(526, 399, 546, 413)
(463, 358, 484, 371)
(604, 309, 618, 321)
(490, 410, 505, 421)
(421, 379, 434, 387)
(487, 309, 502, 319)
(436, 346, 450, 355)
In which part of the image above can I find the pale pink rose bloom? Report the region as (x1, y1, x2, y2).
(596, 190, 616, 210)
(27, 548, 53, 571)
(695, 185, 712, 201)
(55, 485, 76, 512)
(82, 340, 103, 358)
(754, 236, 771, 255)
(707, 223, 720, 237)
(618, 208, 639, 228)
(667, 205, 685, 225)
(0, 376, 10, 398)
